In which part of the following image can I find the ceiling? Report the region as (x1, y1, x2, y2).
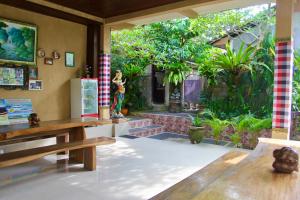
(46, 0, 185, 18)
(0, 0, 274, 27)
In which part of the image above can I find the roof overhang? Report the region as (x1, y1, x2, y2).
(106, 0, 275, 28)
(0, 0, 275, 28)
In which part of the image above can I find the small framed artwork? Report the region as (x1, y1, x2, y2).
(52, 51, 60, 59)
(37, 49, 46, 58)
(44, 57, 53, 65)
(29, 80, 43, 90)
(65, 52, 75, 67)
(28, 67, 38, 80)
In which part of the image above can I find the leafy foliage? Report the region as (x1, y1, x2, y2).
(111, 5, 276, 112)
(293, 50, 300, 111)
(191, 114, 202, 127)
(230, 133, 241, 147)
(204, 118, 230, 144)
(232, 114, 272, 148)
(164, 63, 191, 86)
(200, 32, 275, 119)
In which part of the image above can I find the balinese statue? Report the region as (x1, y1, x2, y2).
(111, 70, 126, 118)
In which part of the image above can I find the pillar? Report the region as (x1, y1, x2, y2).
(98, 25, 112, 120)
(86, 23, 100, 78)
(272, 0, 295, 139)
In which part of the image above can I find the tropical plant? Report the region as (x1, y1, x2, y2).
(199, 33, 275, 119)
(163, 63, 191, 86)
(214, 43, 255, 76)
(199, 108, 216, 120)
(292, 50, 300, 111)
(230, 133, 242, 147)
(192, 115, 202, 127)
(295, 50, 300, 69)
(188, 114, 205, 144)
(205, 117, 230, 144)
(235, 115, 272, 148)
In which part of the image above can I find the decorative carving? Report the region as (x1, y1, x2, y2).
(272, 147, 299, 173)
(28, 113, 40, 127)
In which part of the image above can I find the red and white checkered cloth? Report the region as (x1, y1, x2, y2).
(272, 41, 294, 129)
(98, 54, 111, 107)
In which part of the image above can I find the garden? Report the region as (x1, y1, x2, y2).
(111, 4, 300, 149)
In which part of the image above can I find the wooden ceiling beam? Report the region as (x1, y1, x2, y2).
(109, 23, 135, 31)
(0, 0, 101, 25)
(105, 0, 227, 25)
(105, 0, 274, 25)
(178, 9, 199, 18)
(26, 0, 104, 23)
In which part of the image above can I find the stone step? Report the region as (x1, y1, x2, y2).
(128, 125, 165, 137)
(128, 118, 153, 129)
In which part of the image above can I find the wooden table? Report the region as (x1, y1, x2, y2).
(0, 118, 112, 163)
(151, 138, 300, 200)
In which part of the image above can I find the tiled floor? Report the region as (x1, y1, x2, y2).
(0, 137, 231, 200)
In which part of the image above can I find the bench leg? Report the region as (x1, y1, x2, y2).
(69, 127, 86, 163)
(56, 134, 69, 155)
(84, 146, 96, 171)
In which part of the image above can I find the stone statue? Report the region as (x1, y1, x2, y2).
(28, 113, 40, 127)
(272, 147, 299, 173)
(111, 70, 126, 118)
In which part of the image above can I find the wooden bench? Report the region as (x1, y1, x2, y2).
(0, 119, 114, 171)
(0, 136, 115, 170)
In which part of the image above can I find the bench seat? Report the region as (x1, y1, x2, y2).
(0, 137, 115, 170)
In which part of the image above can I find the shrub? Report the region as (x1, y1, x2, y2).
(204, 118, 230, 144)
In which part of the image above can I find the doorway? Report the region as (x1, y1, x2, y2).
(152, 67, 165, 104)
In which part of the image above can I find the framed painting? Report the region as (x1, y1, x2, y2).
(29, 80, 43, 90)
(28, 66, 38, 80)
(0, 65, 28, 89)
(65, 52, 75, 67)
(0, 17, 37, 65)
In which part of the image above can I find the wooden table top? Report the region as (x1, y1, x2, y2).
(151, 138, 300, 200)
(0, 118, 112, 141)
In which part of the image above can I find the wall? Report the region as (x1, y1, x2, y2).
(0, 4, 87, 121)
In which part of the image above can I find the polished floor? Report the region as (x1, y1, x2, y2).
(0, 137, 231, 200)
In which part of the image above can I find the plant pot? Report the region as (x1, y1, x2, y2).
(121, 108, 129, 116)
(169, 100, 181, 113)
(188, 126, 205, 144)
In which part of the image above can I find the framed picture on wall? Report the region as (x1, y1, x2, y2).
(44, 58, 53, 65)
(0, 17, 37, 65)
(28, 67, 38, 80)
(65, 52, 75, 67)
(29, 80, 43, 90)
(0, 65, 28, 89)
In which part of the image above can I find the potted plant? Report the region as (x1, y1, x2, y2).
(204, 117, 230, 144)
(230, 132, 242, 148)
(188, 115, 205, 144)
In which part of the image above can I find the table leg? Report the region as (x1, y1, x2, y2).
(56, 133, 69, 155)
(69, 127, 86, 163)
(84, 146, 96, 171)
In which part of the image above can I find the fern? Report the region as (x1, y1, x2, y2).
(205, 118, 230, 144)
